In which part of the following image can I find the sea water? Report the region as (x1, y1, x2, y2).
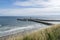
(0, 16, 60, 37)
(0, 16, 45, 37)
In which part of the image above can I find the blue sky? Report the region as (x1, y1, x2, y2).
(0, 0, 13, 8)
(0, 0, 60, 16)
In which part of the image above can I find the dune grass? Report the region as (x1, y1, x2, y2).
(0, 24, 60, 40)
(22, 25, 60, 40)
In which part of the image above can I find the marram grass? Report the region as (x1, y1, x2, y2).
(22, 24, 60, 40)
(0, 24, 60, 40)
(23, 25, 60, 40)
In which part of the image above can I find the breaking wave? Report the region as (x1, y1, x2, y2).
(0, 24, 45, 37)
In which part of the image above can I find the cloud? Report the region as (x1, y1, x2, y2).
(13, 0, 49, 7)
(13, 0, 60, 8)
(47, 0, 60, 8)
(0, 8, 60, 16)
(0, 0, 60, 16)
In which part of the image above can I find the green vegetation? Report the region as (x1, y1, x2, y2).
(0, 24, 60, 40)
(23, 25, 60, 40)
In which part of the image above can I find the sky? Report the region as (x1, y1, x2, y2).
(0, 0, 60, 16)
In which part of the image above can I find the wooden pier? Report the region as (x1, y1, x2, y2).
(17, 18, 55, 25)
(17, 18, 60, 25)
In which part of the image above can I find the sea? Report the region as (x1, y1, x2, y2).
(0, 15, 60, 37)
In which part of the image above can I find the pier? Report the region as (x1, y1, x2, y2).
(17, 18, 55, 25)
(17, 18, 60, 25)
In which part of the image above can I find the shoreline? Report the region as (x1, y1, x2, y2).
(0, 24, 52, 40)
(0, 24, 46, 37)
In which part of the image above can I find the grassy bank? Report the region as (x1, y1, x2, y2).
(23, 25, 60, 40)
(0, 24, 60, 40)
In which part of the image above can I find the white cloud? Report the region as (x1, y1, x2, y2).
(0, 0, 60, 16)
(48, 0, 60, 8)
(13, 0, 49, 7)
(0, 8, 60, 16)
(13, 0, 60, 8)
(14, 1, 33, 6)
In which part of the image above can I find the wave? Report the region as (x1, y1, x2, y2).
(0, 24, 2, 27)
(0, 24, 45, 37)
(2, 26, 35, 33)
(0, 23, 48, 37)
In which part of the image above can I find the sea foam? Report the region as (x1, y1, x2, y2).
(0, 24, 43, 37)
